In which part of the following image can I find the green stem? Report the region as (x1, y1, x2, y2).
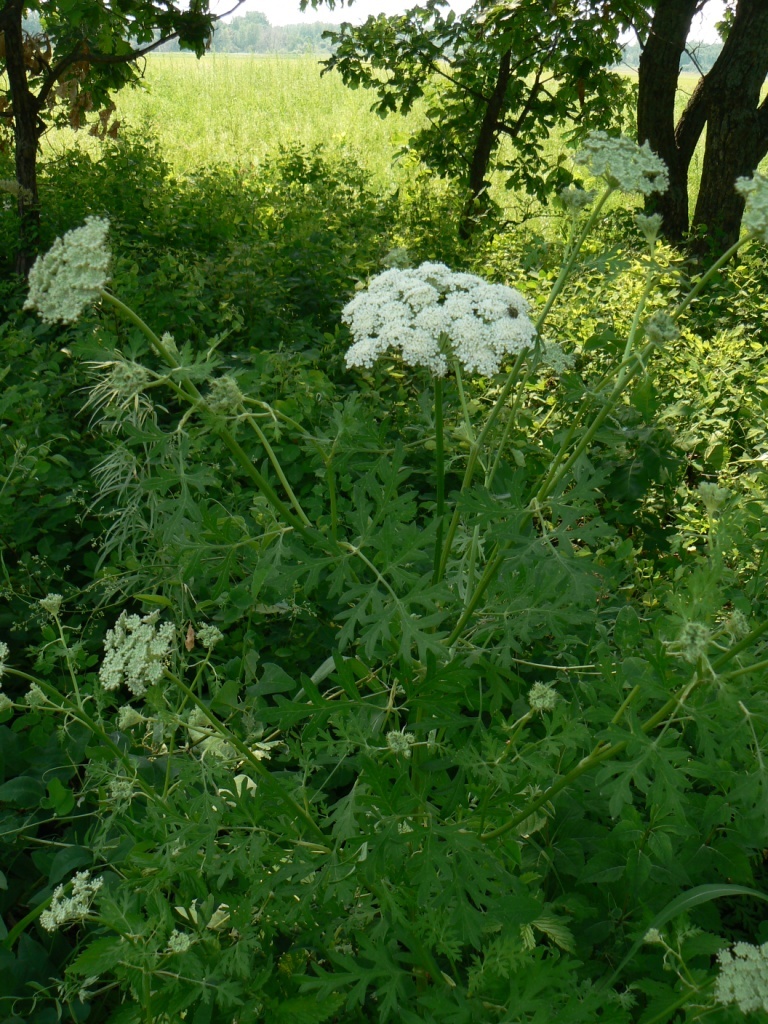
(245, 417, 312, 528)
(711, 617, 768, 671)
(672, 234, 753, 321)
(436, 348, 528, 583)
(535, 187, 613, 335)
(432, 376, 446, 584)
(4, 668, 176, 816)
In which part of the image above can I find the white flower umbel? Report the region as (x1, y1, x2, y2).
(574, 132, 669, 196)
(99, 610, 175, 697)
(736, 173, 768, 243)
(715, 942, 768, 1014)
(24, 216, 110, 324)
(343, 262, 539, 377)
(40, 871, 103, 933)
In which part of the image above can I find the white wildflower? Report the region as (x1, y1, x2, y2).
(343, 262, 542, 378)
(0, 694, 13, 714)
(643, 928, 665, 945)
(196, 623, 224, 649)
(24, 216, 110, 324)
(714, 941, 768, 1014)
(736, 173, 768, 243)
(574, 132, 668, 196)
(0, 640, 8, 682)
(99, 610, 175, 697)
(39, 871, 103, 932)
(386, 730, 416, 757)
(39, 593, 63, 617)
(0, 178, 33, 199)
(528, 681, 558, 713)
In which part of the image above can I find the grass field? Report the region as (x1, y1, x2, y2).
(101, 53, 424, 184)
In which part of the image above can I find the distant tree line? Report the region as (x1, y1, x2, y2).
(619, 41, 722, 73)
(155, 12, 337, 54)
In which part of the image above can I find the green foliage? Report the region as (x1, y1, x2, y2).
(323, 0, 640, 204)
(5, 104, 768, 1024)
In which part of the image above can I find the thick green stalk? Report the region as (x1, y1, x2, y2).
(432, 376, 446, 583)
(245, 417, 312, 528)
(673, 233, 753, 320)
(436, 348, 528, 583)
(535, 187, 613, 334)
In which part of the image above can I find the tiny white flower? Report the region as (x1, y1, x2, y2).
(559, 185, 596, 213)
(24, 217, 110, 324)
(39, 871, 103, 932)
(715, 941, 768, 1014)
(25, 683, 48, 707)
(167, 929, 193, 953)
(0, 640, 8, 682)
(386, 730, 416, 757)
(574, 132, 668, 196)
(99, 611, 174, 697)
(0, 693, 13, 714)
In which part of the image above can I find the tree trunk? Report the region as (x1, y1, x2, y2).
(636, 0, 699, 242)
(692, 0, 768, 250)
(459, 47, 512, 239)
(1, 0, 43, 276)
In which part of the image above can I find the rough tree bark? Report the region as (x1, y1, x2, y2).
(637, 0, 768, 250)
(636, 0, 699, 242)
(0, 0, 43, 276)
(692, 0, 768, 249)
(460, 48, 513, 238)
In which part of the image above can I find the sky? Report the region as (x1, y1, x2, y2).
(216, 0, 726, 42)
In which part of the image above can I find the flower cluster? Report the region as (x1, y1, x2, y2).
(197, 623, 224, 649)
(39, 593, 63, 617)
(528, 682, 558, 713)
(559, 185, 596, 214)
(574, 132, 669, 196)
(343, 262, 540, 377)
(0, 640, 8, 683)
(24, 216, 110, 324)
(675, 621, 711, 664)
(40, 871, 103, 932)
(99, 611, 175, 697)
(715, 942, 768, 1014)
(736, 173, 768, 243)
(387, 730, 416, 757)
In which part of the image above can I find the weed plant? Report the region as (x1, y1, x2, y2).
(3, 126, 768, 1024)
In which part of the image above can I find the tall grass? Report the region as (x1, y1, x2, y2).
(106, 53, 425, 184)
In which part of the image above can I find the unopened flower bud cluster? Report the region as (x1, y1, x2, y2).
(387, 730, 416, 757)
(24, 216, 110, 324)
(40, 871, 103, 932)
(99, 610, 175, 697)
(39, 593, 63, 616)
(574, 132, 669, 196)
(528, 681, 558, 713)
(343, 262, 546, 378)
